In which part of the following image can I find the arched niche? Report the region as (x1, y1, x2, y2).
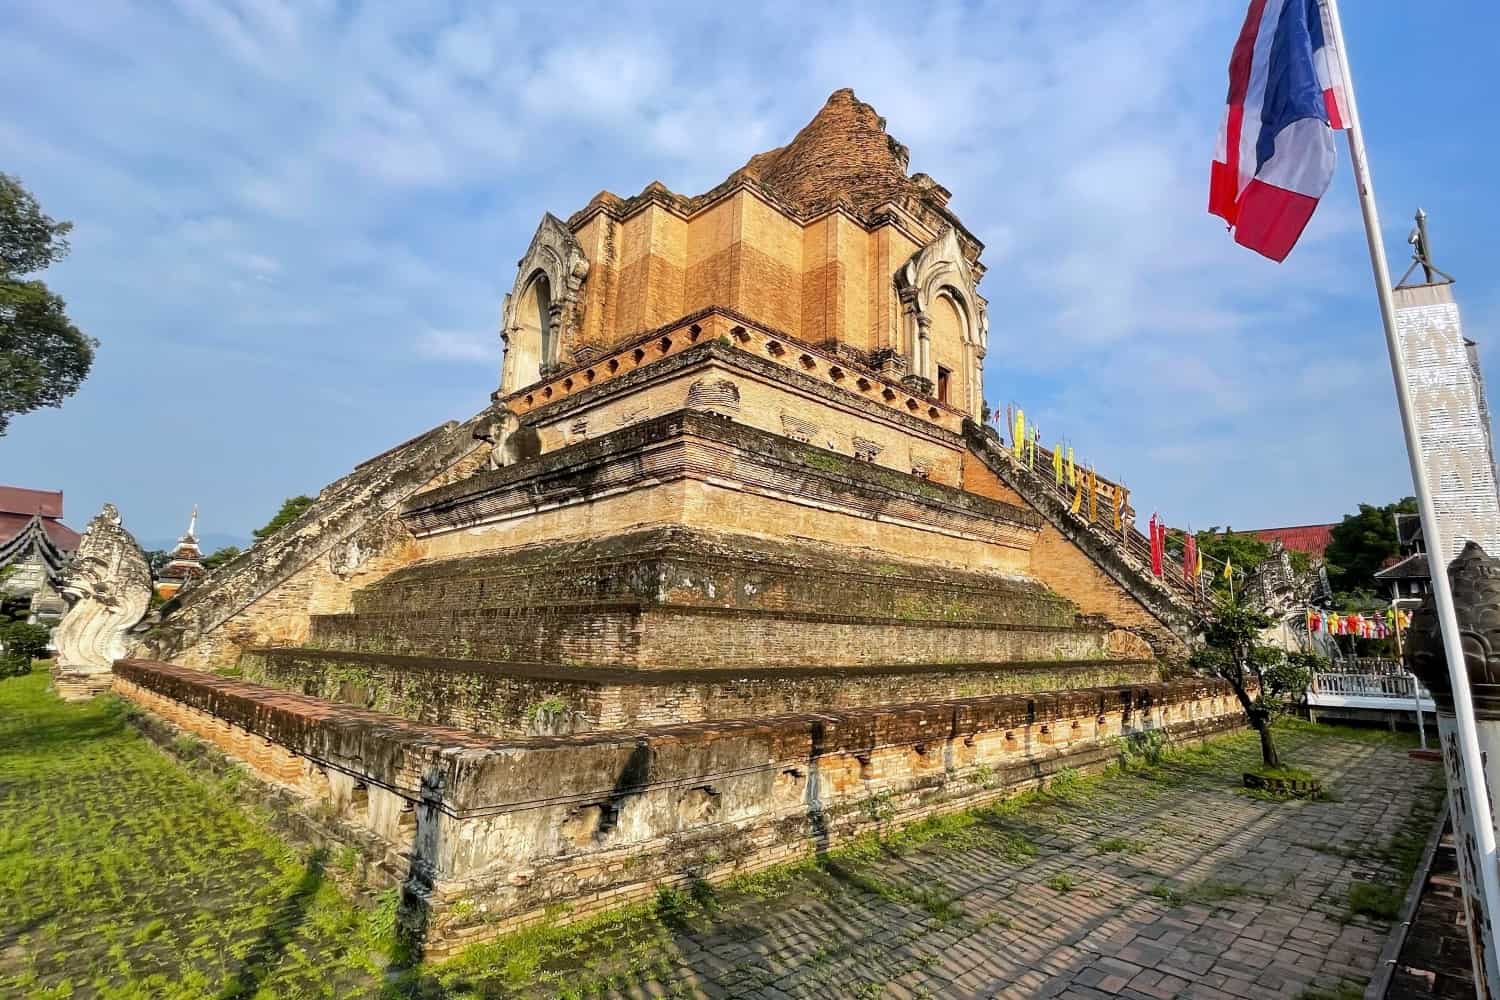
(894, 228, 989, 418)
(506, 273, 552, 388)
(499, 213, 590, 395)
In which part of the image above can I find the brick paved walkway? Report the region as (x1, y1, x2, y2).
(425, 723, 1443, 1000)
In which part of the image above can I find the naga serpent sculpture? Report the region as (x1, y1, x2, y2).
(53, 503, 152, 677)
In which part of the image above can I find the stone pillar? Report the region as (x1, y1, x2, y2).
(1407, 542, 1500, 996)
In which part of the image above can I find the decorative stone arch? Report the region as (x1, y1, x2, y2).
(499, 213, 590, 394)
(895, 227, 989, 418)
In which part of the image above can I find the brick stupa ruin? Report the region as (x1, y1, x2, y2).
(115, 90, 1239, 953)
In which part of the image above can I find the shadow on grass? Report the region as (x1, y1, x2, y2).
(216, 848, 329, 1000)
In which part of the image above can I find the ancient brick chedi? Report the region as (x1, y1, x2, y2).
(118, 89, 1234, 951)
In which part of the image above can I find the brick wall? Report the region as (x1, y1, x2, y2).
(240, 647, 1160, 736)
(960, 449, 1183, 655)
(113, 659, 1241, 956)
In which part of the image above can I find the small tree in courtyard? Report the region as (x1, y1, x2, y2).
(1191, 595, 1316, 768)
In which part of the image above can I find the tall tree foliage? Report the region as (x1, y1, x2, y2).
(0, 174, 96, 435)
(202, 546, 241, 571)
(253, 496, 315, 541)
(1324, 497, 1417, 597)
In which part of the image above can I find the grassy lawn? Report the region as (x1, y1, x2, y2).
(0, 665, 1445, 999)
(0, 666, 392, 999)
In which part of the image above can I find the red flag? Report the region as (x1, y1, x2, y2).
(1149, 514, 1164, 578)
(1182, 532, 1197, 586)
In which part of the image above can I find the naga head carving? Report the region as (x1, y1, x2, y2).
(53, 504, 153, 675)
(1408, 542, 1500, 717)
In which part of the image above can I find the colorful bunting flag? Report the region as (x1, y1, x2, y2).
(1149, 513, 1164, 577)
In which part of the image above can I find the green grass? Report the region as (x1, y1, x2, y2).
(0, 666, 397, 999)
(1248, 764, 1316, 782)
(1347, 881, 1403, 921)
(1045, 873, 1078, 893)
(1149, 879, 1251, 908)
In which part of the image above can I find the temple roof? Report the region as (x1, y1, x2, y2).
(1246, 523, 1336, 559)
(0, 486, 80, 551)
(0, 486, 63, 519)
(574, 89, 982, 262)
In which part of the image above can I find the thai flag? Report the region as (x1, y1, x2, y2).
(1209, 0, 1349, 262)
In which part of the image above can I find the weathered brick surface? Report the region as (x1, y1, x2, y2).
(565, 90, 972, 403)
(961, 427, 1191, 658)
(239, 646, 1160, 736)
(350, 526, 1074, 624)
(112, 658, 1242, 954)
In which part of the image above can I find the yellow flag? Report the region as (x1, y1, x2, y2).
(1070, 479, 1083, 514)
(1052, 443, 1064, 485)
(1195, 547, 1203, 577)
(1222, 557, 1233, 582)
(1113, 487, 1123, 531)
(1028, 428, 1038, 470)
(1087, 467, 1097, 522)
(1013, 409, 1025, 458)
(1066, 446, 1076, 487)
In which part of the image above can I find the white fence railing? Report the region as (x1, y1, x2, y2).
(1310, 671, 1426, 700)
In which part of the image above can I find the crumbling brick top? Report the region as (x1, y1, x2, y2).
(570, 89, 982, 262)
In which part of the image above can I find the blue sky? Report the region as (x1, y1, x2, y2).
(2, 1, 1496, 549)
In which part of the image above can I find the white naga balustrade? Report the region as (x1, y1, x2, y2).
(1307, 668, 1436, 748)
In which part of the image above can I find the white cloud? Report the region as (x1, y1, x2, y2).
(415, 329, 497, 364)
(0, 0, 1479, 541)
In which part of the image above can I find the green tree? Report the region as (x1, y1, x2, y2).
(201, 545, 241, 571)
(1191, 595, 1314, 767)
(0, 620, 50, 678)
(0, 173, 96, 435)
(1191, 528, 1273, 594)
(1324, 497, 1417, 597)
(253, 496, 315, 541)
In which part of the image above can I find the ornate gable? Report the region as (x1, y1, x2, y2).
(499, 213, 590, 393)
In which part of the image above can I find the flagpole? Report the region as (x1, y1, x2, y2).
(1323, 0, 1500, 974)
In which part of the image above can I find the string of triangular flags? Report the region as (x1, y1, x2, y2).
(994, 404, 1251, 595)
(1307, 608, 1410, 639)
(997, 404, 1124, 533)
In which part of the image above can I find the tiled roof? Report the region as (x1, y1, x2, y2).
(1247, 523, 1336, 557)
(0, 511, 80, 551)
(0, 486, 63, 518)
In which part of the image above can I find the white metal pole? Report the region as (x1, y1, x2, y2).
(1324, 0, 1500, 976)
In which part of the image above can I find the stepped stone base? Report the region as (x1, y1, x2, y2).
(306, 525, 1142, 670)
(112, 658, 1242, 957)
(237, 647, 1162, 737)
